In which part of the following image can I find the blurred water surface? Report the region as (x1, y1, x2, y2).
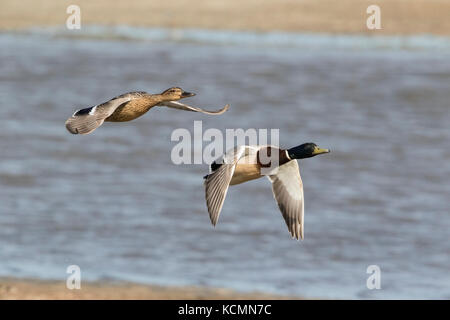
(0, 28, 449, 299)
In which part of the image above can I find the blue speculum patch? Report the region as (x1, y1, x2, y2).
(75, 107, 93, 116)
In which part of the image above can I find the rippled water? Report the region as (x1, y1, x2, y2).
(0, 28, 449, 299)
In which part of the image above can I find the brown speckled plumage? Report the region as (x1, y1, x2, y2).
(65, 87, 229, 135)
(105, 92, 161, 122)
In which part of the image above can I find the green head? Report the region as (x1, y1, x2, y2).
(287, 143, 330, 160)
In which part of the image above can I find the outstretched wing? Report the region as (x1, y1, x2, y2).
(268, 160, 305, 240)
(204, 146, 247, 226)
(65, 96, 132, 134)
(158, 101, 229, 115)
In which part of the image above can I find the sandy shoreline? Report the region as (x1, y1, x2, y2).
(1, 0, 450, 35)
(0, 278, 300, 300)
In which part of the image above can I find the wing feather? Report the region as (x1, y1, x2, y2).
(204, 146, 247, 226)
(65, 96, 132, 134)
(268, 160, 305, 240)
(158, 101, 229, 115)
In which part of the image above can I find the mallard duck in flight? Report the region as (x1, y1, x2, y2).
(65, 87, 229, 134)
(204, 143, 330, 240)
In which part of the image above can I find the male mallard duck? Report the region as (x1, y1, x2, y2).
(204, 143, 330, 240)
(65, 87, 229, 134)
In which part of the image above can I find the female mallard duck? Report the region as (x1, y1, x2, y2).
(204, 143, 330, 240)
(65, 87, 229, 134)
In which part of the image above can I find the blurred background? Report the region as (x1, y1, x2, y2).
(0, 0, 449, 299)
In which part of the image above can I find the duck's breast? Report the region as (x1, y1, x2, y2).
(230, 156, 262, 185)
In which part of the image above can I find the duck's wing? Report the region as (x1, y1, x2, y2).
(204, 146, 248, 226)
(158, 101, 229, 115)
(65, 96, 132, 135)
(268, 160, 305, 240)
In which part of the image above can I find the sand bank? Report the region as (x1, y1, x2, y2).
(0, 278, 299, 300)
(1, 0, 449, 35)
